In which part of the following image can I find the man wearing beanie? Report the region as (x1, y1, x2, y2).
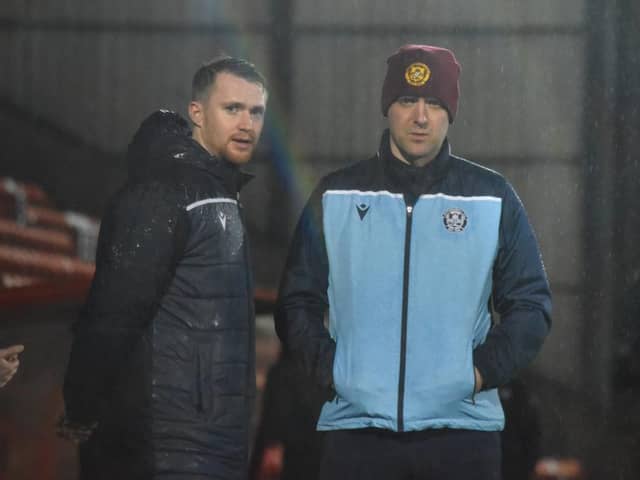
(276, 44, 551, 479)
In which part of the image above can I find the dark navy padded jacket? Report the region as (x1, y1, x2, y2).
(64, 111, 255, 479)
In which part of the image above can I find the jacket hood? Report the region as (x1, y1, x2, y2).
(126, 110, 253, 192)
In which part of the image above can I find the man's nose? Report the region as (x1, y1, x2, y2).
(414, 99, 428, 125)
(237, 110, 252, 130)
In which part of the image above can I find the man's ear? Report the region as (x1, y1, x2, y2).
(188, 101, 203, 128)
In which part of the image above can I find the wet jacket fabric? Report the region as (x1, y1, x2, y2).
(63, 110, 256, 479)
(276, 131, 551, 433)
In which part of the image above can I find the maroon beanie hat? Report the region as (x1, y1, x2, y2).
(381, 44, 461, 122)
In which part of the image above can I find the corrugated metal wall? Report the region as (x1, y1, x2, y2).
(0, 0, 271, 151)
(0, 1, 587, 390)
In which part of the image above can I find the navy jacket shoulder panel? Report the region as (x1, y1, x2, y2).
(317, 154, 383, 193)
(442, 155, 509, 198)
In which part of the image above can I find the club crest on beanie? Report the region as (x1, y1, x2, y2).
(381, 44, 461, 122)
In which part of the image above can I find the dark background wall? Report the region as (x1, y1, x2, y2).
(1, 0, 639, 477)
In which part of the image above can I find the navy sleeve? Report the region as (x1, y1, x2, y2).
(275, 183, 336, 393)
(63, 181, 190, 424)
(473, 181, 552, 390)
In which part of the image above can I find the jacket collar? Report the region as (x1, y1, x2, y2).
(189, 140, 254, 194)
(377, 129, 451, 197)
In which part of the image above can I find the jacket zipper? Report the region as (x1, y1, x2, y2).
(397, 201, 414, 432)
(237, 195, 255, 398)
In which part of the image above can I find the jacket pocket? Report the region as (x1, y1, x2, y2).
(463, 347, 478, 405)
(192, 344, 213, 413)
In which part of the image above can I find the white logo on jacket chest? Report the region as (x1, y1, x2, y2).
(218, 211, 227, 231)
(443, 208, 468, 232)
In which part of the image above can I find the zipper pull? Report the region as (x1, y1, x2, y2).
(407, 205, 413, 215)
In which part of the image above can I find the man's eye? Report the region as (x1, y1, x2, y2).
(225, 105, 240, 113)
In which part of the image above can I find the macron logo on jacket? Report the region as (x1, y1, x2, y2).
(356, 204, 370, 220)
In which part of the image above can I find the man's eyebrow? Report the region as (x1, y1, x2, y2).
(221, 101, 264, 111)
